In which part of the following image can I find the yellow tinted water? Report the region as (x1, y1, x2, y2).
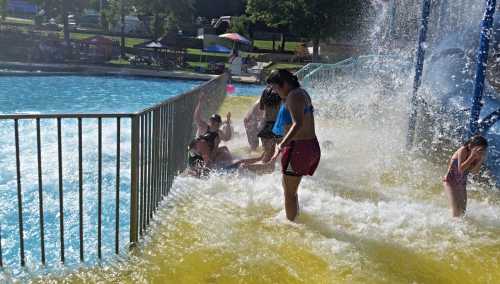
(30, 96, 500, 284)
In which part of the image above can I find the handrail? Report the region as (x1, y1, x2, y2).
(298, 54, 412, 88)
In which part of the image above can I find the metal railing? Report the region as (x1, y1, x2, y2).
(297, 55, 412, 88)
(0, 73, 228, 269)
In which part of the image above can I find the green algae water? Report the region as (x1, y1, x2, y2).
(25, 93, 499, 284)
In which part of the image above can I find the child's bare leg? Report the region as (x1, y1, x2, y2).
(215, 146, 233, 166)
(457, 185, 467, 215)
(283, 175, 302, 221)
(444, 182, 465, 217)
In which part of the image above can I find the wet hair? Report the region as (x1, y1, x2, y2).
(188, 135, 214, 153)
(188, 139, 197, 151)
(464, 135, 488, 149)
(260, 86, 281, 108)
(210, 114, 222, 124)
(266, 69, 301, 89)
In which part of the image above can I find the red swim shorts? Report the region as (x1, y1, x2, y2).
(281, 138, 321, 176)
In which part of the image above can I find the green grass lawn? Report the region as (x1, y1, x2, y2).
(253, 40, 302, 52)
(4, 17, 34, 25)
(108, 57, 131, 65)
(70, 32, 146, 48)
(266, 62, 305, 71)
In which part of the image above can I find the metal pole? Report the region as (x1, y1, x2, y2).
(36, 119, 46, 265)
(468, 0, 497, 137)
(14, 119, 25, 267)
(78, 117, 84, 262)
(57, 118, 65, 264)
(97, 118, 102, 259)
(129, 115, 140, 247)
(115, 117, 121, 254)
(406, 0, 432, 149)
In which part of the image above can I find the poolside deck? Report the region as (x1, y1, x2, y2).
(0, 61, 261, 84)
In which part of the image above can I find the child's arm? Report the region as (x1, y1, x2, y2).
(239, 152, 265, 165)
(219, 112, 232, 141)
(194, 94, 209, 134)
(457, 147, 480, 173)
(470, 155, 486, 174)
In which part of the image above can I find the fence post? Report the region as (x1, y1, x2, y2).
(129, 115, 140, 247)
(468, 0, 497, 137)
(406, 0, 432, 149)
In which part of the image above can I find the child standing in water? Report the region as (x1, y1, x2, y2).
(443, 135, 488, 217)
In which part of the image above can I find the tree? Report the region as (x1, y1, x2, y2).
(292, 0, 364, 61)
(30, 0, 89, 48)
(132, 0, 194, 39)
(246, 0, 296, 52)
(228, 15, 252, 38)
(0, 0, 7, 21)
(104, 0, 133, 57)
(247, 0, 365, 61)
(194, 0, 245, 17)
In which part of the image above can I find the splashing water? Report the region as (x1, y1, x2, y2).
(28, 71, 500, 283)
(4, 1, 500, 282)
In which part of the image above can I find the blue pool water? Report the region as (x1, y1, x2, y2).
(0, 75, 202, 114)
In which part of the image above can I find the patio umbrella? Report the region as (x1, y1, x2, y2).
(218, 33, 251, 45)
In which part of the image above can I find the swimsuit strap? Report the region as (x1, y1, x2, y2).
(304, 105, 314, 114)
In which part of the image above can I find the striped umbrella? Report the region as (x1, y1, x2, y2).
(218, 33, 251, 45)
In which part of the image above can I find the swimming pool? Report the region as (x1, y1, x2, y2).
(0, 75, 202, 114)
(0, 75, 209, 276)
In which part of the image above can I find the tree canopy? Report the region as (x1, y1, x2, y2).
(30, 0, 89, 17)
(194, 0, 245, 17)
(246, 0, 366, 59)
(132, 0, 194, 38)
(0, 0, 7, 20)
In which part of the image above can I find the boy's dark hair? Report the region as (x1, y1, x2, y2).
(464, 135, 488, 148)
(210, 114, 222, 124)
(260, 86, 281, 109)
(266, 69, 301, 88)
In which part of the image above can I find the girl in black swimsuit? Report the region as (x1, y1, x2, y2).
(238, 87, 282, 174)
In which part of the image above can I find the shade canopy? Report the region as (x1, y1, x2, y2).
(145, 41, 167, 49)
(203, 44, 231, 53)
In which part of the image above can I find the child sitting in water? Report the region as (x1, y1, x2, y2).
(443, 135, 488, 217)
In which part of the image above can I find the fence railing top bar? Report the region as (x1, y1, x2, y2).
(137, 73, 228, 115)
(0, 74, 227, 121)
(0, 113, 135, 120)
